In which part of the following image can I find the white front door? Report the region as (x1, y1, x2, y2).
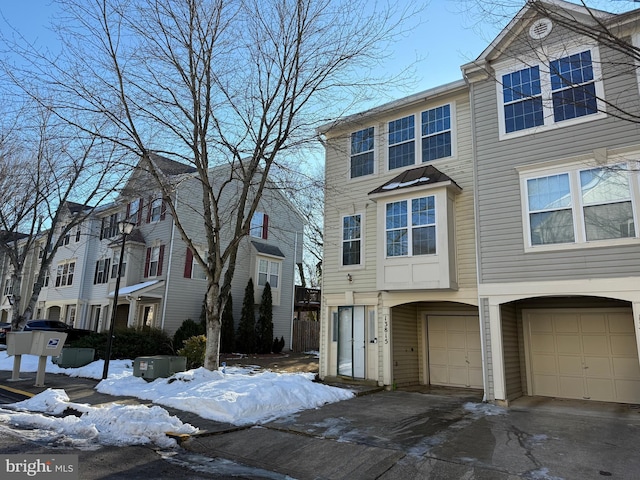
(338, 306, 366, 378)
(524, 309, 640, 403)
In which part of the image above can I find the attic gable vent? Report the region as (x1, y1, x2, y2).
(529, 18, 552, 40)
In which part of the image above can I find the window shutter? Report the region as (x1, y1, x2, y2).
(125, 202, 131, 220)
(104, 259, 111, 282)
(157, 245, 165, 275)
(144, 248, 151, 277)
(262, 214, 269, 239)
(137, 198, 144, 225)
(146, 201, 152, 223)
(94, 261, 99, 284)
(184, 248, 193, 278)
(160, 200, 166, 220)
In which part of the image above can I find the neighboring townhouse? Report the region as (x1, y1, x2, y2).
(319, 81, 480, 389)
(461, 0, 640, 405)
(12, 154, 304, 349)
(0, 232, 33, 323)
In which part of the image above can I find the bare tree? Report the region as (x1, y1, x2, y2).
(15, 0, 417, 370)
(0, 98, 127, 330)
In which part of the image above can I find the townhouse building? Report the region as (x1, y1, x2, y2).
(319, 81, 480, 389)
(320, 0, 640, 407)
(3, 154, 304, 349)
(462, 0, 640, 405)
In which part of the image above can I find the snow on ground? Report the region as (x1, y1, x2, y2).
(0, 351, 354, 448)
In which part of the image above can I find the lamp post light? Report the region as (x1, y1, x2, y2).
(102, 220, 136, 380)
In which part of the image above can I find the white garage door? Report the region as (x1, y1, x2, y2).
(427, 315, 483, 388)
(525, 310, 640, 404)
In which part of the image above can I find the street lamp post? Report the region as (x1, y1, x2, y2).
(102, 220, 136, 380)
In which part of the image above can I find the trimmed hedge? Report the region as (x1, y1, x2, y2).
(69, 327, 173, 360)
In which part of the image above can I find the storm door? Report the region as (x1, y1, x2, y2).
(338, 306, 366, 378)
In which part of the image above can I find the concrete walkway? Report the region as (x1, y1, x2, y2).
(2, 370, 640, 479)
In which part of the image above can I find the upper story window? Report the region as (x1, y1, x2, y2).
(523, 164, 636, 248)
(258, 258, 279, 288)
(55, 261, 75, 287)
(342, 214, 362, 266)
(500, 48, 601, 136)
(100, 213, 119, 240)
(388, 115, 415, 170)
(350, 127, 374, 178)
(3, 278, 12, 296)
(250, 212, 269, 239)
(388, 104, 454, 171)
(385, 195, 436, 257)
(75, 226, 81, 242)
(144, 245, 164, 278)
(94, 258, 111, 284)
(421, 105, 451, 162)
(184, 247, 207, 280)
(148, 198, 165, 223)
(127, 198, 143, 225)
(111, 251, 126, 278)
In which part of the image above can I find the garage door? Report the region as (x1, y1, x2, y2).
(525, 310, 640, 403)
(427, 315, 482, 388)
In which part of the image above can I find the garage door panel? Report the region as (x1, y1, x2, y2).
(582, 336, 610, 355)
(532, 354, 557, 374)
(580, 315, 607, 333)
(609, 314, 635, 333)
(427, 315, 482, 389)
(533, 374, 559, 396)
(559, 376, 585, 398)
(553, 315, 579, 333)
(557, 355, 583, 375)
(527, 310, 640, 404)
(615, 379, 640, 403)
(610, 336, 637, 355)
(613, 357, 640, 377)
(531, 334, 556, 353)
(556, 335, 580, 354)
(584, 357, 612, 377)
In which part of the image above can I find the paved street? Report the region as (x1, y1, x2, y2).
(2, 370, 640, 479)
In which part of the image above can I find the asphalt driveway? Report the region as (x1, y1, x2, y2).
(184, 389, 640, 479)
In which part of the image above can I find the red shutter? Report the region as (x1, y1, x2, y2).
(262, 214, 269, 239)
(160, 200, 166, 220)
(146, 201, 152, 223)
(144, 248, 151, 277)
(125, 202, 131, 221)
(157, 245, 165, 275)
(137, 198, 144, 225)
(184, 248, 193, 278)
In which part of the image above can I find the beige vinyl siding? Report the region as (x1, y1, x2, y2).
(322, 89, 477, 297)
(501, 303, 522, 400)
(473, 38, 640, 285)
(392, 304, 419, 387)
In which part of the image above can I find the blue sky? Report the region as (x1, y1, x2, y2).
(0, 0, 506, 97)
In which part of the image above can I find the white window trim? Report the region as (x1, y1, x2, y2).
(339, 212, 365, 270)
(384, 194, 437, 259)
(191, 247, 207, 280)
(256, 255, 282, 290)
(519, 157, 640, 252)
(384, 101, 457, 174)
(150, 198, 163, 223)
(348, 126, 377, 181)
(496, 44, 606, 141)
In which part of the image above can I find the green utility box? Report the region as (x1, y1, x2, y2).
(133, 355, 187, 380)
(52, 348, 96, 368)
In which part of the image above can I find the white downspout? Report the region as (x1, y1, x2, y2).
(161, 190, 178, 330)
(289, 231, 299, 351)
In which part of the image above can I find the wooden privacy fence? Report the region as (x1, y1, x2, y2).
(292, 319, 319, 352)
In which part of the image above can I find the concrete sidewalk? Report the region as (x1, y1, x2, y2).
(2, 370, 640, 479)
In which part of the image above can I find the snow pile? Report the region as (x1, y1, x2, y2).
(1, 389, 197, 448)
